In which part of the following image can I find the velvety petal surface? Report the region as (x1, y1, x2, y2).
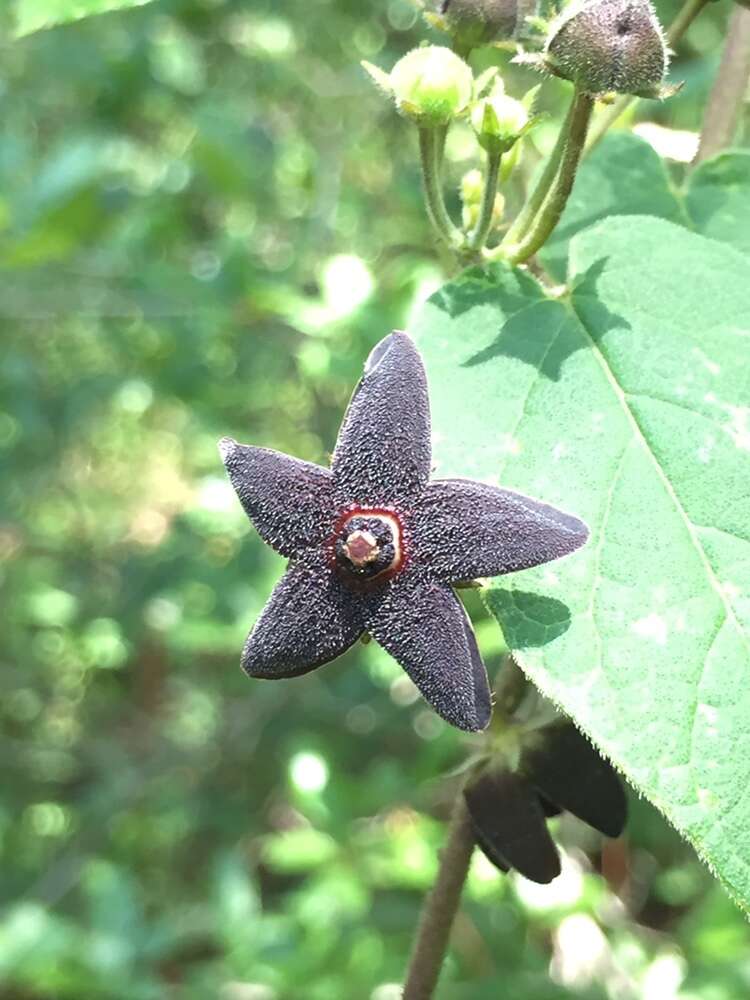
(331, 332, 431, 507)
(413, 479, 589, 583)
(366, 577, 491, 732)
(470, 826, 510, 873)
(242, 549, 368, 678)
(523, 725, 627, 838)
(464, 769, 561, 884)
(220, 438, 335, 557)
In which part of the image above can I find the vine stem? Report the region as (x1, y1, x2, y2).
(468, 150, 502, 250)
(419, 127, 463, 249)
(501, 99, 574, 251)
(501, 90, 594, 266)
(402, 794, 475, 1000)
(665, 0, 711, 45)
(584, 0, 712, 152)
(694, 5, 750, 164)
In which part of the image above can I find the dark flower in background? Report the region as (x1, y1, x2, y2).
(220, 331, 588, 732)
(465, 723, 627, 882)
(440, 0, 521, 47)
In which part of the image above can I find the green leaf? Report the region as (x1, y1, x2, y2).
(539, 133, 685, 280)
(538, 138, 750, 281)
(13, 0, 154, 37)
(685, 152, 750, 258)
(413, 216, 750, 910)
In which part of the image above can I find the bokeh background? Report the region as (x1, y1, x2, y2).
(2, 1, 749, 997)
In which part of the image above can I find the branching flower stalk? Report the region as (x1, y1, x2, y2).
(501, 98, 574, 250)
(497, 89, 594, 265)
(488, 0, 669, 264)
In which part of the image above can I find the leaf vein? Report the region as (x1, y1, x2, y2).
(568, 299, 750, 662)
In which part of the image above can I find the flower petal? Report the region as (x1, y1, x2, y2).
(220, 438, 335, 557)
(471, 828, 510, 873)
(242, 549, 367, 678)
(413, 479, 588, 582)
(367, 578, 491, 732)
(523, 724, 627, 838)
(464, 768, 561, 883)
(332, 331, 431, 507)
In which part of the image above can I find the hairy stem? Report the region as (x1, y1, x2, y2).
(503, 90, 593, 266)
(436, 124, 448, 178)
(419, 127, 463, 249)
(502, 99, 573, 250)
(493, 653, 529, 721)
(402, 795, 475, 1000)
(468, 150, 502, 250)
(585, 0, 711, 151)
(694, 5, 750, 164)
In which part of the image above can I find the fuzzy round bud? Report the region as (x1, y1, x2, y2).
(471, 88, 529, 153)
(545, 0, 668, 97)
(440, 0, 520, 47)
(390, 46, 473, 125)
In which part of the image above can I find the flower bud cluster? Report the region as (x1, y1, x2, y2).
(364, 46, 538, 150)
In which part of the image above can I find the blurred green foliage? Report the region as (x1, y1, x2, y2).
(11, 0, 156, 39)
(1, 1, 749, 997)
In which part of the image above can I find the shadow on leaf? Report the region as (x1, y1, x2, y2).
(461, 298, 574, 381)
(484, 588, 572, 649)
(429, 256, 629, 381)
(428, 262, 543, 319)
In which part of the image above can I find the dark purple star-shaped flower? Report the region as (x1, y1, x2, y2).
(219, 331, 588, 733)
(464, 723, 627, 883)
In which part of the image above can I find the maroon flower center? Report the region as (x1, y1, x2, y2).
(333, 509, 404, 582)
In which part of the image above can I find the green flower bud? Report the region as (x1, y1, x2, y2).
(364, 46, 474, 126)
(390, 46, 473, 125)
(461, 167, 485, 206)
(461, 168, 505, 230)
(544, 0, 669, 97)
(440, 0, 520, 48)
(472, 86, 530, 153)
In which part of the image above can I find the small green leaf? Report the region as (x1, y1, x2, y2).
(685, 152, 750, 259)
(413, 216, 750, 910)
(13, 0, 154, 37)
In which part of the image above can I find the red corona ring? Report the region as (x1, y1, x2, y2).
(329, 506, 405, 583)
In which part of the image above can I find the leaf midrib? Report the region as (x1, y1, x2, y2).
(566, 296, 750, 659)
